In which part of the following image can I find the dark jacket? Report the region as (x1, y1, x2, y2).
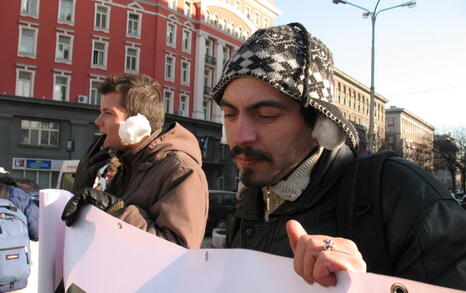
(227, 145, 466, 290)
(106, 122, 209, 248)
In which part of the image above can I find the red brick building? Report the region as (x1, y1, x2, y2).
(0, 0, 279, 189)
(0, 0, 279, 122)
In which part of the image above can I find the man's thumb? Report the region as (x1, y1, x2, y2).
(286, 220, 308, 254)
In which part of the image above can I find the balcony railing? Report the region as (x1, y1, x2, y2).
(204, 86, 212, 95)
(205, 55, 216, 65)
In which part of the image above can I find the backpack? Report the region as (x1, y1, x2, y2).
(352, 151, 396, 275)
(0, 184, 31, 292)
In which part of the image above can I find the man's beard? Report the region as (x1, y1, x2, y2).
(231, 145, 274, 188)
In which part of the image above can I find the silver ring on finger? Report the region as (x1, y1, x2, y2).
(323, 239, 335, 251)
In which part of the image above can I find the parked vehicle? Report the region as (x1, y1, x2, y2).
(56, 160, 80, 191)
(206, 190, 237, 236)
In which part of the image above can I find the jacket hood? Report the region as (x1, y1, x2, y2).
(119, 122, 202, 167)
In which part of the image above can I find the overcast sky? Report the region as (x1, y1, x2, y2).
(274, 0, 466, 133)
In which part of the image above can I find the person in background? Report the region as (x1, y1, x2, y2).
(212, 23, 466, 290)
(61, 74, 209, 249)
(0, 174, 39, 293)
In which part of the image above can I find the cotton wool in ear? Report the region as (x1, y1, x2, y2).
(311, 114, 346, 150)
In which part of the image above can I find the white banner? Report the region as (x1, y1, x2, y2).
(38, 190, 463, 293)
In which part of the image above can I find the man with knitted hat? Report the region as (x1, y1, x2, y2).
(213, 23, 466, 290)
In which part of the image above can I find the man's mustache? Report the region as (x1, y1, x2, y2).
(230, 145, 273, 162)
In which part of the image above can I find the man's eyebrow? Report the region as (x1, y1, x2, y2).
(219, 100, 237, 110)
(219, 100, 288, 111)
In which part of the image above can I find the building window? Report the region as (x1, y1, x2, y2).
(94, 5, 110, 31)
(237, 26, 242, 38)
(245, 6, 251, 19)
(179, 94, 189, 116)
(166, 22, 176, 47)
(221, 18, 227, 30)
(16, 70, 34, 97)
(127, 12, 141, 38)
(213, 14, 219, 26)
(55, 34, 73, 63)
(223, 46, 231, 63)
(58, 0, 75, 23)
(205, 39, 213, 57)
(53, 75, 70, 101)
(21, 0, 39, 17)
(183, 1, 192, 17)
(203, 97, 212, 120)
(89, 80, 103, 105)
(168, 0, 176, 9)
(204, 10, 210, 22)
(91, 40, 108, 68)
(125, 47, 140, 73)
(20, 120, 59, 147)
(254, 12, 259, 25)
(18, 26, 37, 58)
(164, 55, 175, 82)
(180, 60, 190, 85)
(264, 17, 269, 28)
(234, 0, 240, 9)
(164, 90, 173, 114)
(204, 68, 212, 88)
(182, 29, 191, 52)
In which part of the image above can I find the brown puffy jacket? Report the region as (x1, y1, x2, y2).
(107, 122, 208, 248)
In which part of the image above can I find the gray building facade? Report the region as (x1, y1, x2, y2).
(0, 94, 238, 191)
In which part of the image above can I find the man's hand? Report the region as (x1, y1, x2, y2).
(286, 220, 366, 287)
(61, 188, 125, 227)
(72, 135, 112, 193)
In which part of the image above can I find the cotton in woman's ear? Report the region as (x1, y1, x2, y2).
(311, 114, 346, 150)
(119, 114, 152, 145)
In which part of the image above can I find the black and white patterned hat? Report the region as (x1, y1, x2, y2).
(212, 23, 359, 151)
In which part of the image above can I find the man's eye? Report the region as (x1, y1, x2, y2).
(224, 112, 236, 118)
(258, 114, 279, 119)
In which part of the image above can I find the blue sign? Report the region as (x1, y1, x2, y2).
(26, 160, 52, 170)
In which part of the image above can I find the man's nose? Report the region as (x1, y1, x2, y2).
(232, 117, 257, 145)
(94, 115, 103, 127)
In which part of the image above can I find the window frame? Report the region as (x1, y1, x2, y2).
(89, 79, 103, 105)
(15, 68, 35, 97)
(52, 74, 71, 102)
(19, 119, 60, 147)
(168, 0, 176, 10)
(166, 22, 176, 47)
(18, 25, 38, 59)
(20, 0, 40, 18)
(182, 28, 192, 53)
(179, 93, 189, 117)
(55, 33, 73, 64)
(180, 60, 190, 86)
(164, 55, 175, 82)
(163, 89, 174, 114)
(183, 1, 192, 17)
(126, 11, 142, 38)
(94, 4, 110, 32)
(91, 39, 108, 69)
(124, 46, 140, 73)
(57, 0, 76, 25)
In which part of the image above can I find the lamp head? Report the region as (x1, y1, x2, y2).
(402, 0, 416, 8)
(362, 11, 369, 19)
(332, 0, 346, 4)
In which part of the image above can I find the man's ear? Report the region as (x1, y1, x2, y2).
(311, 114, 346, 150)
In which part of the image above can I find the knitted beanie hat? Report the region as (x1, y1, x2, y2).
(212, 22, 359, 151)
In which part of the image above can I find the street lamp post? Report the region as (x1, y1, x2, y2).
(332, 0, 416, 152)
